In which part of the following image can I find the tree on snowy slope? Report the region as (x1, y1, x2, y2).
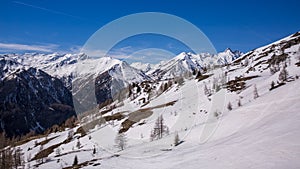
(253, 84, 259, 99)
(212, 78, 219, 92)
(279, 64, 288, 82)
(115, 133, 127, 151)
(227, 102, 232, 111)
(174, 132, 180, 146)
(237, 99, 242, 107)
(73, 155, 78, 166)
(76, 139, 81, 149)
(203, 83, 211, 96)
(150, 115, 169, 140)
(0, 146, 25, 169)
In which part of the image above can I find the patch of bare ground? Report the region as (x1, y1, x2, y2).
(74, 127, 87, 137)
(32, 137, 73, 162)
(226, 76, 260, 92)
(14, 134, 47, 146)
(81, 111, 128, 132)
(37, 135, 59, 146)
(195, 74, 211, 82)
(119, 100, 177, 133)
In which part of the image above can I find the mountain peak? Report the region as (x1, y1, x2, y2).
(175, 52, 190, 61)
(225, 48, 232, 52)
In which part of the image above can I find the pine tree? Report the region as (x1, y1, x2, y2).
(27, 153, 32, 162)
(237, 99, 242, 107)
(115, 133, 127, 151)
(278, 65, 288, 82)
(34, 140, 38, 147)
(55, 147, 61, 156)
(174, 132, 180, 146)
(203, 83, 210, 96)
(0, 147, 13, 169)
(0, 132, 7, 149)
(13, 147, 24, 169)
(0, 147, 25, 169)
(73, 155, 78, 166)
(214, 111, 221, 118)
(37, 144, 45, 164)
(253, 84, 259, 99)
(93, 145, 96, 155)
(164, 83, 168, 92)
(270, 81, 275, 89)
(68, 129, 74, 140)
(76, 139, 81, 149)
(150, 115, 169, 140)
(227, 102, 232, 111)
(269, 66, 276, 75)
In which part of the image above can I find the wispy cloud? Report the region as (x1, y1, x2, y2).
(81, 46, 175, 64)
(128, 48, 174, 63)
(81, 48, 131, 59)
(13, 1, 87, 21)
(68, 45, 82, 54)
(0, 43, 58, 52)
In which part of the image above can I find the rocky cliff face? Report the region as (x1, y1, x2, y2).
(0, 61, 76, 137)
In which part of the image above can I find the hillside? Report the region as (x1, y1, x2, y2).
(1, 31, 300, 169)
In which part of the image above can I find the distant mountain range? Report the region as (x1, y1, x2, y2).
(130, 48, 242, 79)
(1, 31, 299, 139)
(4, 31, 300, 169)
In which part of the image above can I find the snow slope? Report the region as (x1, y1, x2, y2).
(10, 31, 300, 169)
(19, 66, 300, 168)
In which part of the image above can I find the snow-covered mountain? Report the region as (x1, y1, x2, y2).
(0, 53, 151, 114)
(71, 57, 151, 112)
(130, 49, 242, 80)
(131, 48, 242, 79)
(0, 58, 76, 137)
(217, 48, 242, 64)
(0, 55, 24, 80)
(2, 53, 150, 85)
(1, 31, 300, 169)
(130, 62, 153, 73)
(3, 48, 241, 88)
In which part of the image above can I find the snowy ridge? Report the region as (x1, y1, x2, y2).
(130, 62, 153, 73)
(0, 55, 24, 80)
(130, 49, 242, 80)
(1, 53, 149, 82)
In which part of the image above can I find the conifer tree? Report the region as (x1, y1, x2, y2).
(115, 133, 127, 151)
(253, 84, 259, 99)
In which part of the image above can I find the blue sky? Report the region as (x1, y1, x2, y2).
(1, 0, 300, 61)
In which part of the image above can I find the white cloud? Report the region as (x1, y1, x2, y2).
(81, 46, 133, 59)
(81, 49, 109, 58)
(68, 45, 82, 53)
(80, 46, 175, 64)
(124, 48, 174, 64)
(0, 43, 58, 52)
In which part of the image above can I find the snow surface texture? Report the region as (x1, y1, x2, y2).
(8, 32, 300, 168)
